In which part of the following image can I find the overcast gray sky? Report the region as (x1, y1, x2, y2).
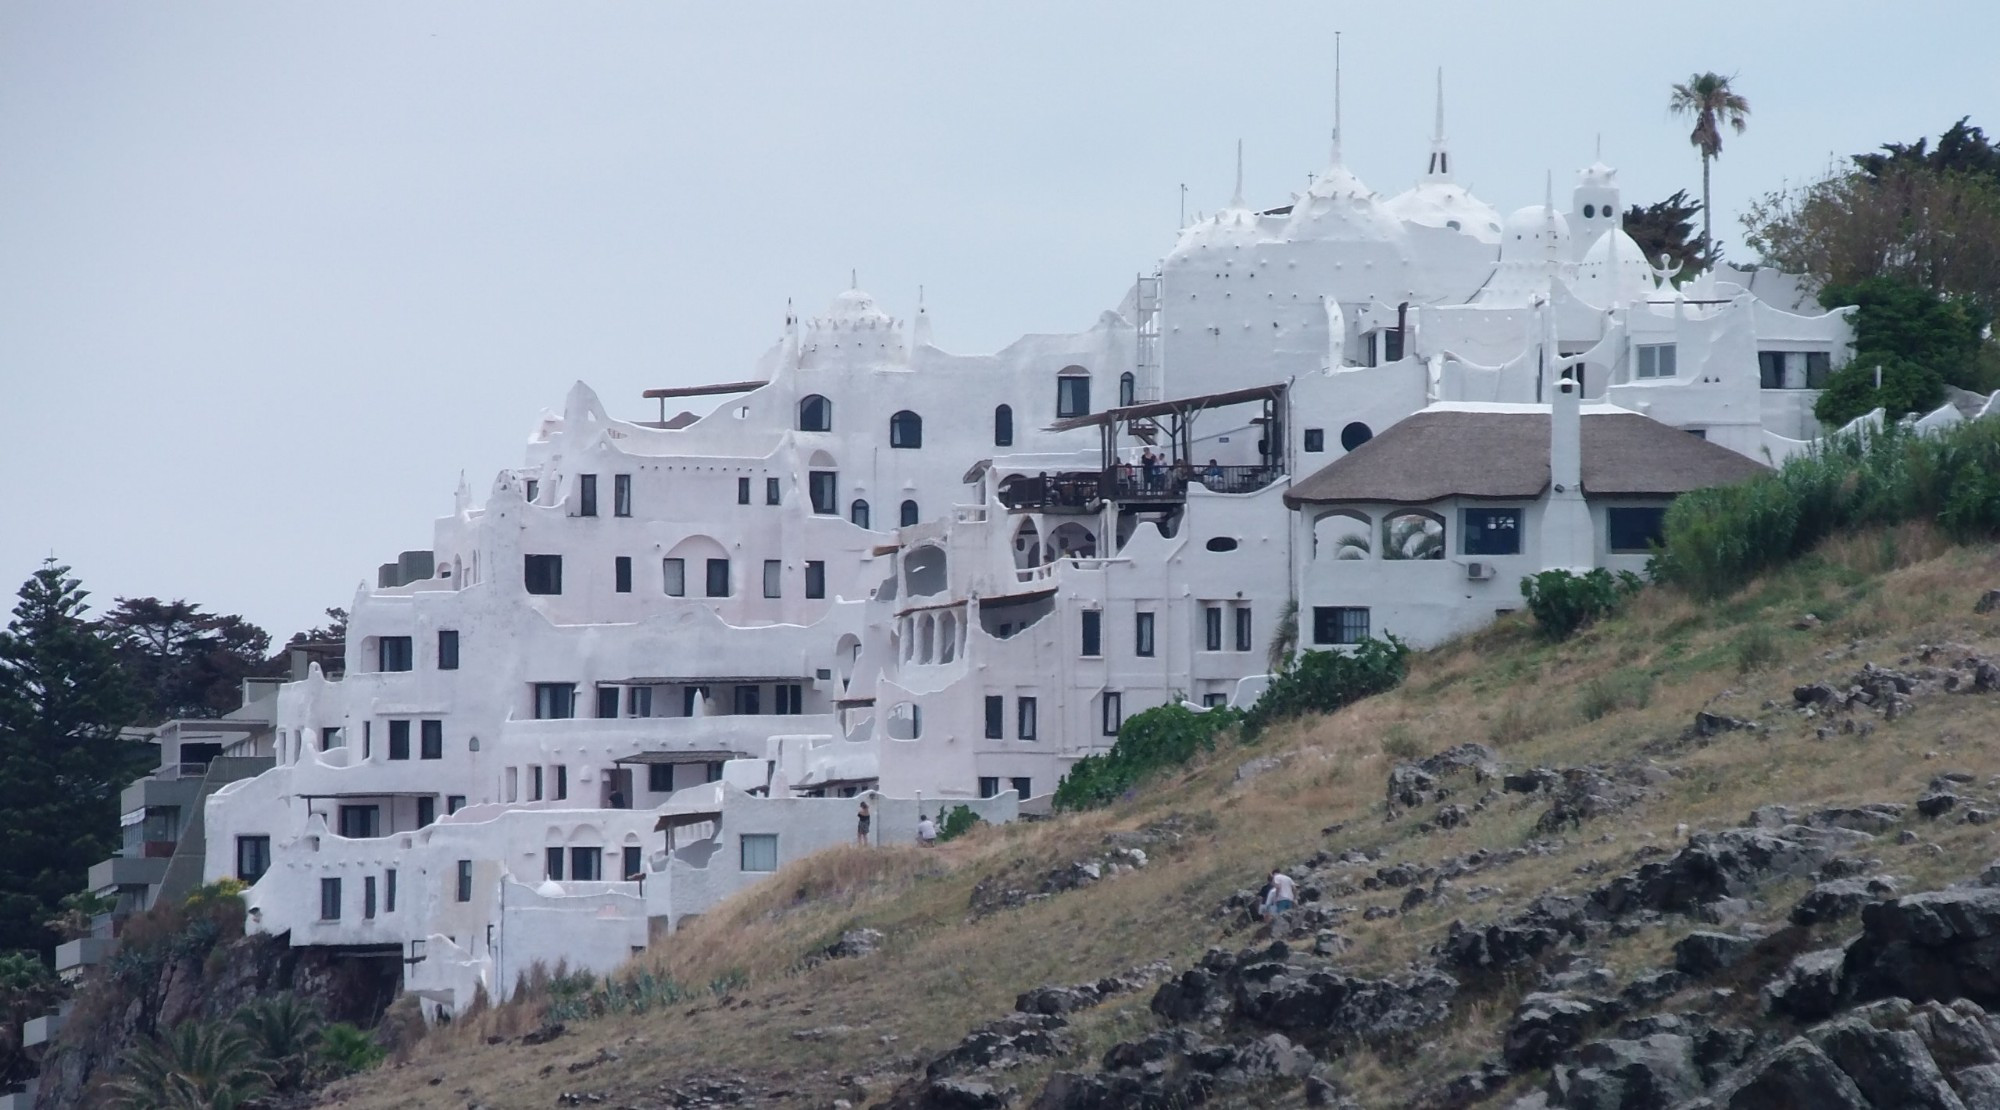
(2, 2, 1994, 642)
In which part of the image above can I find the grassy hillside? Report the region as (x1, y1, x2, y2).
(317, 522, 2000, 1109)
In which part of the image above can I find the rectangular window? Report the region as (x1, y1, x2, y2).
(363, 720, 371, 759)
(321, 726, 342, 750)
(524, 478, 539, 502)
(1461, 508, 1522, 556)
(1235, 606, 1253, 652)
(534, 683, 576, 720)
(1636, 343, 1678, 379)
(419, 720, 442, 760)
(545, 846, 565, 881)
(763, 559, 782, 598)
(1303, 427, 1325, 452)
(437, 629, 459, 670)
(387, 720, 410, 761)
(615, 556, 633, 593)
(733, 685, 761, 715)
(1806, 351, 1832, 388)
(775, 683, 803, 714)
(1011, 776, 1032, 799)
(1202, 692, 1227, 708)
(378, 636, 413, 672)
(1383, 328, 1404, 363)
(416, 795, 435, 827)
(1204, 605, 1222, 651)
(740, 833, 778, 873)
(805, 560, 826, 599)
(984, 695, 1004, 739)
(628, 685, 653, 717)
(320, 877, 341, 920)
(364, 875, 377, 920)
(808, 471, 837, 515)
(456, 860, 472, 902)
(1135, 612, 1155, 657)
(446, 795, 465, 815)
(1758, 350, 1786, 390)
(1311, 606, 1371, 645)
(1056, 376, 1091, 418)
(524, 554, 563, 595)
(504, 767, 517, 802)
(569, 847, 600, 881)
(531, 765, 544, 801)
(1018, 696, 1038, 741)
(648, 764, 673, 792)
(338, 804, 379, 838)
(578, 474, 598, 517)
(236, 835, 270, 883)
(384, 868, 397, 913)
(613, 473, 632, 517)
(978, 776, 1000, 799)
(737, 476, 752, 505)
(1080, 609, 1101, 657)
(766, 477, 781, 505)
(706, 558, 731, 597)
(555, 764, 568, 801)
(596, 685, 619, 719)
(706, 761, 724, 783)
(622, 845, 642, 881)
(1102, 692, 1123, 736)
(663, 557, 685, 597)
(1607, 506, 1669, 554)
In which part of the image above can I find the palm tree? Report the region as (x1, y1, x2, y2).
(1668, 72, 1751, 259)
(104, 1020, 272, 1109)
(233, 993, 323, 1091)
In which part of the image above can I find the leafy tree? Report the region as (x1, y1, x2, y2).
(1668, 72, 1751, 256)
(1809, 276, 1985, 425)
(0, 950, 64, 1088)
(286, 607, 348, 647)
(1743, 119, 2000, 321)
(100, 598, 284, 724)
(104, 1020, 272, 1110)
(0, 561, 146, 959)
(1622, 189, 1708, 279)
(1813, 353, 1946, 428)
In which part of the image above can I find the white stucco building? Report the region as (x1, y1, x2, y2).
(188, 76, 1890, 1018)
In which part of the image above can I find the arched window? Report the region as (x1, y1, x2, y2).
(1382, 510, 1446, 560)
(900, 499, 920, 527)
(890, 410, 923, 449)
(1056, 368, 1090, 418)
(1119, 372, 1135, 407)
(993, 404, 1013, 447)
(797, 394, 831, 432)
(1340, 421, 1374, 452)
(849, 499, 871, 530)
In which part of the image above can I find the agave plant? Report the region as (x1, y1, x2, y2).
(317, 1021, 386, 1077)
(104, 1020, 271, 1110)
(233, 992, 323, 1091)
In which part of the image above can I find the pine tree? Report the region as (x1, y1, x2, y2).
(0, 561, 146, 959)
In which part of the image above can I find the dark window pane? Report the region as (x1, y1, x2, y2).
(524, 554, 563, 595)
(387, 720, 410, 761)
(615, 556, 633, 593)
(984, 695, 1003, 739)
(437, 629, 459, 670)
(578, 474, 597, 517)
(993, 405, 1013, 446)
(706, 558, 731, 597)
(1081, 610, 1101, 656)
(420, 719, 442, 759)
(1461, 509, 1522, 556)
(1607, 507, 1667, 553)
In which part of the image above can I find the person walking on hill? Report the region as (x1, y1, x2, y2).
(856, 801, 871, 846)
(1262, 868, 1296, 919)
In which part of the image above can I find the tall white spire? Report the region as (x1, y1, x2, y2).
(1230, 139, 1245, 209)
(1424, 67, 1452, 181)
(1329, 30, 1343, 165)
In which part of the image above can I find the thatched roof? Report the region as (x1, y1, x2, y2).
(1284, 410, 1769, 507)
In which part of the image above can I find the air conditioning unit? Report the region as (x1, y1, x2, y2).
(1464, 562, 1496, 581)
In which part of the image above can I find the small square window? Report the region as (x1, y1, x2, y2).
(524, 554, 563, 595)
(740, 833, 778, 872)
(648, 763, 673, 792)
(446, 795, 465, 815)
(1607, 507, 1668, 554)
(378, 636, 413, 672)
(1461, 508, 1522, 556)
(1303, 428, 1325, 453)
(236, 835, 270, 883)
(1011, 776, 1032, 799)
(1311, 606, 1370, 645)
(1636, 344, 1678, 379)
(978, 776, 1000, 799)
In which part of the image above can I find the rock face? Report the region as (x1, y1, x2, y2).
(1843, 888, 2000, 1010)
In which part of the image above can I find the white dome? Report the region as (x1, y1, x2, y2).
(813, 288, 894, 330)
(1281, 163, 1406, 243)
(1385, 182, 1504, 244)
(1577, 161, 1617, 189)
(1169, 207, 1267, 256)
(1498, 205, 1570, 262)
(1575, 227, 1655, 306)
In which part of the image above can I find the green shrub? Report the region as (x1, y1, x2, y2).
(1575, 668, 1654, 721)
(936, 804, 982, 842)
(1657, 418, 2000, 598)
(1240, 635, 1410, 740)
(317, 1022, 384, 1076)
(1734, 626, 1783, 673)
(1814, 353, 1944, 427)
(1520, 568, 1644, 640)
(1054, 702, 1242, 811)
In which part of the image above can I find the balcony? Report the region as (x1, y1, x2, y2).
(23, 1013, 62, 1047)
(998, 465, 1282, 511)
(502, 713, 839, 757)
(88, 855, 167, 892)
(120, 773, 201, 814)
(55, 936, 118, 973)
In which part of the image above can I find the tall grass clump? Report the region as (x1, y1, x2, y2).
(1658, 419, 2000, 598)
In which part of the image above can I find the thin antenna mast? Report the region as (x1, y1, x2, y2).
(1331, 30, 1343, 163)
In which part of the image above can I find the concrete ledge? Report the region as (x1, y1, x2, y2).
(55, 936, 118, 972)
(23, 1012, 62, 1047)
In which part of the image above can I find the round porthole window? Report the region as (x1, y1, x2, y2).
(1340, 422, 1374, 451)
(1583, 203, 1596, 218)
(1204, 537, 1239, 552)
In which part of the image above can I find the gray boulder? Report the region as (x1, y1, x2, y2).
(1718, 1038, 1871, 1109)
(1791, 877, 1897, 927)
(1555, 1033, 1702, 1110)
(1766, 948, 1849, 1023)
(1809, 1011, 1967, 1109)
(1503, 992, 1607, 1071)
(1673, 931, 1756, 978)
(1844, 887, 2000, 1009)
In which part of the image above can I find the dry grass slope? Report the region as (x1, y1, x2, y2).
(317, 524, 2000, 1109)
